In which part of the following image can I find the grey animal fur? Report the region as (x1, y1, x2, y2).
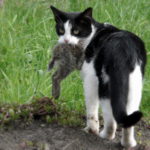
(48, 43, 84, 99)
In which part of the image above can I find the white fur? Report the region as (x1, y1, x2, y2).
(104, 22, 111, 27)
(58, 21, 79, 45)
(121, 127, 136, 148)
(81, 61, 100, 134)
(121, 64, 143, 147)
(100, 99, 117, 140)
(127, 64, 143, 115)
(101, 67, 110, 83)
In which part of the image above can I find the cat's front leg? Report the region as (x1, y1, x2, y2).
(83, 95, 100, 135)
(81, 61, 100, 135)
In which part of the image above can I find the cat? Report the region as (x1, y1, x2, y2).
(50, 6, 147, 148)
(48, 43, 84, 99)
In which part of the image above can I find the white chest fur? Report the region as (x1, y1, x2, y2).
(81, 61, 96, 78)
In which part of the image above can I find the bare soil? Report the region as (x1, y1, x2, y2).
(0, 121, 149, 150)
(0, 97, 149, 150)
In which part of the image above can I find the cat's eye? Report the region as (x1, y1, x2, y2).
(73, 29, 79, 35)
(59, 28, 65, 34)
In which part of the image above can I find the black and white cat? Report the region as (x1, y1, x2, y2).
(50, 6, 147, 148)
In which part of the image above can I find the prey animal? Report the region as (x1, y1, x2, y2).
(48, 43, 84, 99)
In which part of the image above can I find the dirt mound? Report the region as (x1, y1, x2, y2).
(0, 97, 149, 150)
(0, 97, 60, 126)
(0, 121, 149, 150)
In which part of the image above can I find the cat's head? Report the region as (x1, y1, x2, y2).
(50, 6, 96, 48)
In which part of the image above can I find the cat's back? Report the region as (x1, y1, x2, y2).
(87, 23, 146, 72)
(101, 29, 146, 71)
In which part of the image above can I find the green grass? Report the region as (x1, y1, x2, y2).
(0, 0, 150, 117)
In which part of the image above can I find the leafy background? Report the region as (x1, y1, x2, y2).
(0, 0, 149, 116)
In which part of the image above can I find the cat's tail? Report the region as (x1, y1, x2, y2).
(112, 110, 143, 128)
(118, 111, 143, 128)
(110, 67, 143, 128)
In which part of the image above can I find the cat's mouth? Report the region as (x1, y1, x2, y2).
(58, 38, 85, 50)
(58, 40, 77, 46)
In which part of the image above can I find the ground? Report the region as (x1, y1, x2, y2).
(0, 121, 149, 150)
(0, 97, 149, 150)
(0, 0, 150, 117)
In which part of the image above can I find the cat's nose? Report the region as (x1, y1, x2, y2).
(64, 39, 69, 43)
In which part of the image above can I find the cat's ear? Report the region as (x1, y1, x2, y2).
(77, 7, 93, 25)
(81, 7, 93, 18)
(50, 6, 66, 23)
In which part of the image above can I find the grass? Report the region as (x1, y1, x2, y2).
(0, 0, 150, 118)
(0, 97, 85, 127)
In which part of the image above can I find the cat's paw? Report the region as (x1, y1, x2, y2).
(99, 129, 115, 140)
(121, 138, 137, 148)
(83, 126, 99, 135)
(83, 126, 90, 133)
(83, 116, 99, 135)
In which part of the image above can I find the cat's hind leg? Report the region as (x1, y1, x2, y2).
(100, 99, 117, 140)
(121, 64, 143, 147)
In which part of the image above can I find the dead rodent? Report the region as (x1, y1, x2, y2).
(48, 43, 84, 99)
